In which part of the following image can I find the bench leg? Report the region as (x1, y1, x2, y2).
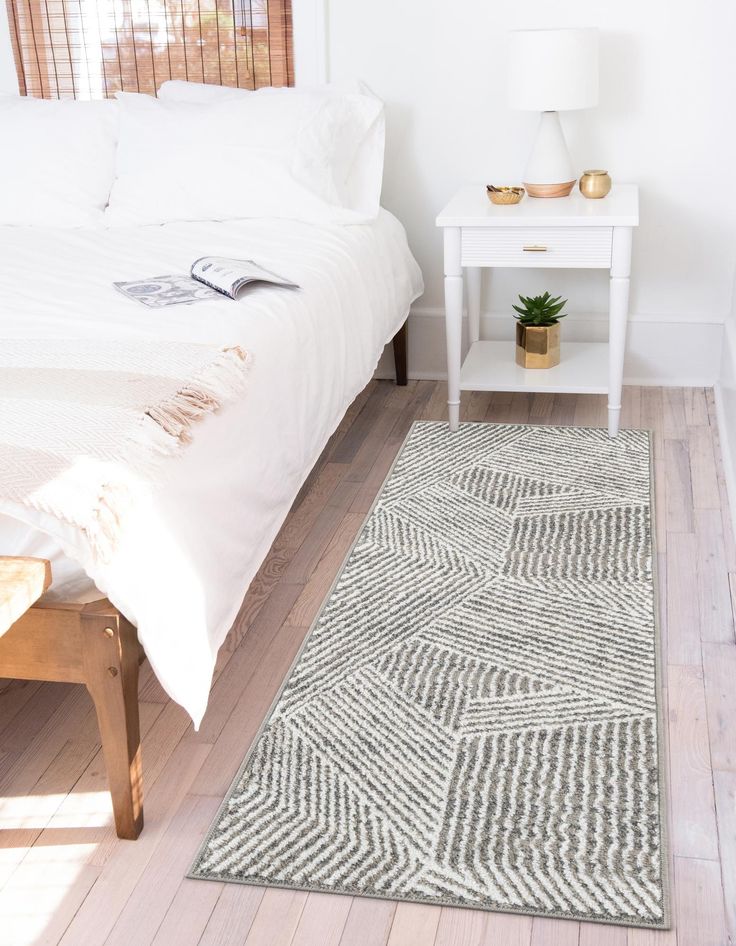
(82, 612, 143, 839)
(392, 319, 408, 386)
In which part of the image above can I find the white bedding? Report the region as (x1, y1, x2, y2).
(0, 212, 423, 725)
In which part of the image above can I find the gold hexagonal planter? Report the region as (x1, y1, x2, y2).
(515, 322, 560, 369)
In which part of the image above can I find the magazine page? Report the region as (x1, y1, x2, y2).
(191, 257, 298, 297)
(113, 275, 221, 308)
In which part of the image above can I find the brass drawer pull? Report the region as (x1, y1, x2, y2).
(523, 245, 548, 252)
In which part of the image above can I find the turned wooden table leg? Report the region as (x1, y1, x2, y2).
(82, 611, 143, 840)
(608, 227, 633, 438)
(392, 319, 408, 386)
(443, 227, 463, 432)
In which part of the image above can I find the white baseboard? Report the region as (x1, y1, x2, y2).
(714, 318, 736, 539)
(375, 306, 723, 387)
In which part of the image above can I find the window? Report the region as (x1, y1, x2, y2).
(6, 0, 293, 99)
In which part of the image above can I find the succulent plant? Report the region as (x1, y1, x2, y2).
(512, 291, 568, 327)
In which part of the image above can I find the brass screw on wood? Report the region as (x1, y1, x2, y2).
(107, 667, 118, 678)
(103, 627, 114, 638)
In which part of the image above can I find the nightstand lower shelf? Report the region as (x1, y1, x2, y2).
(459, 341, 609, 394)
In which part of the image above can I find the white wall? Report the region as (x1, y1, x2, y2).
(715, 270, 736, 535)
(328, 0, 736, 384)
(0, 2, 17, 93)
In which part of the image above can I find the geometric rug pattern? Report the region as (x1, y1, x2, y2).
(191, 422, 669, 929)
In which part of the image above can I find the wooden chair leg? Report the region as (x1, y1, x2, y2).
(392, 319, 408, 386)
(81, 612, 143, 839)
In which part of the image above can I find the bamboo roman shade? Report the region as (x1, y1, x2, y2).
(6, 0, 293, 99)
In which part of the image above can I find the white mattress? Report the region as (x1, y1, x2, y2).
(0, 212, 423, 725)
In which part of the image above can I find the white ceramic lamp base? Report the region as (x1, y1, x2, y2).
(523, 111, 576, 198)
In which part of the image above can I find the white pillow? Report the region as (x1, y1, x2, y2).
(157, 81, 385, 220)
(106, 91, 360, 227)
(0, 95, 118, 227)
(157, 79, 251, 105)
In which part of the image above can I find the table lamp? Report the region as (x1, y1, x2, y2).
(508, 28, 599, 197)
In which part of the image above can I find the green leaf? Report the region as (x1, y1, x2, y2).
(513, 291, 568, 325)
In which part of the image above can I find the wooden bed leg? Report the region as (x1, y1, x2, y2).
(81, 611, 143, 840)
(392, 319, 408, 386)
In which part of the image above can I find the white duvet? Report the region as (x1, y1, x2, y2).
(0, 212, 423, 725)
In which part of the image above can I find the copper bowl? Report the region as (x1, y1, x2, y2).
(487, 185, 525, 205)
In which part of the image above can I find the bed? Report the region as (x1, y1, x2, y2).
(0, 211, 423, 836)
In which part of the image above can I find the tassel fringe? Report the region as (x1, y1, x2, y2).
(18, 345, 251, 563)
(141, 346, 251, 452)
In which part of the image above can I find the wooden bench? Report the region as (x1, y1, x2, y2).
(0, 556, 52, 631)
(0, 557, 143, 839)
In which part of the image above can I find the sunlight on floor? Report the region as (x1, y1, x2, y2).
(0, 791, 112, 831)
(0, 792, 111, 944)
(0, 853, 96, 946)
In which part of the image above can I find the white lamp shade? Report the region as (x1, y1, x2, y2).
(508, 28, 599, 111)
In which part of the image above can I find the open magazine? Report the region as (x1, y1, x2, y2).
(113, 257, 299, 308)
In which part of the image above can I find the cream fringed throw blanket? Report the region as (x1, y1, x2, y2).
(0, 340, 250, 560)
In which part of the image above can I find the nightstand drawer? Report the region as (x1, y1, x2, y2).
(460, 227, 613, 268)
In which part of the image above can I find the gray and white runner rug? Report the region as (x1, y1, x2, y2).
(191, 422, 669, 929)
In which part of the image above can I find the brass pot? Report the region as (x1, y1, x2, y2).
(579, 169, 612, 199)
(515, 322, 560, 369)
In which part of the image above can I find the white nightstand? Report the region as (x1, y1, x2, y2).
(435, 184, 639, 436)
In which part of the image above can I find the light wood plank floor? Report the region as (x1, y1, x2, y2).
(1, 382, 734, 946)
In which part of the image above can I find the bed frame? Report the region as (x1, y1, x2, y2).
(0, 320, 407, 840)
(392, 318, 407, 386)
